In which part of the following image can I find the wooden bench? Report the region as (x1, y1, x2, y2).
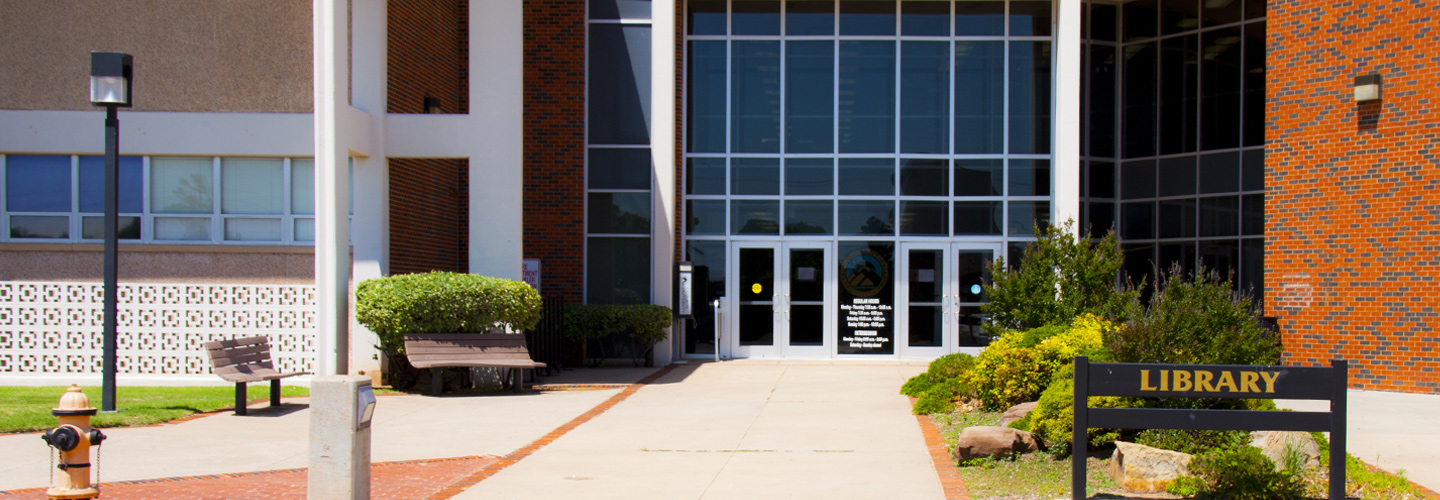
(403, 333, 546, 396)
(203, 336, 310, 415)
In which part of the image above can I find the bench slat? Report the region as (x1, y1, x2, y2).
(409, 360, 545, 370)
(203, 336, 271, 350)
(208, 351, 273, 368)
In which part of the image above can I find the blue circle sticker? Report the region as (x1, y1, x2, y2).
(970, 284, 982, 295)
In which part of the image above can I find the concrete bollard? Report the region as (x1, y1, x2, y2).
(308, 375, 376, 500)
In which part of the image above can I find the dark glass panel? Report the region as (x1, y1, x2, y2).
(6, 155, 71, 212)
(839, 158, 895, 195)
(1121, 159, 1156, 199)
(81, 216, 141, 240)
(1162, 0, 1199, 35)
(1199, 152, 1239, 194)
(838, 200, 895, 235)
(591, 0, 650, 20)
(908, 305, 943, 346)
(1122, 243, 1156, 295)
(1157, 156, 1196, 197)
(732, 158, 780, 195)
(587, 237, 651, 305)
(589, 25, 651, 145)
(790, 304, 825, 345)
(1007, 242, 1031, 269)
(1088, 202, 1116, 236)
(1200, 27, 1242, 151)
(789, 248, 826, 303)
(1009, 159, 1051, 196)
(1199, 239, 1239, 284)
(954, 201, 1002, 235)
(1123, 42, 1157, 158)
(1091, 3, 1117, 41)
(738, 247, 775, 345)
(1088, 44, 1117, 158)
(839, 41, 897, 153)
(733, 41, 782, 153)
(1009, 41, 1052, 154)
(787, 0, 835, 35)
(1244, 0, 1265, 20)
(688, 157, 726, 195)
(689, 41, 727, 153)
(901, 0, 950, 36)
(10, 216, 68, 238)
(1242, 193, 1263, 235)
(955, 0, 1005, 36)
(732, 200, 781, 234)
(588, 148, 651, 189)
(739, 304, 775, 345)
(1010, 1, 1052, 36)
(899, 201, 948, 235)
(588, 192, 651, 234)
(900, 159, 948, 196)
(78, 156, 143, 213)
(1158, 198, 1196, 238)
(955, 41, 1005, 154)
(689, 0, 727, 35)
(685, 240, 726, 354)
(957, 305, 991, 346)
(1243, 22, 1266, 147)
(786, 41, 835, 154)
(1008, 201, 1051, 236)
(907, 249, 944, 303)
(1088, 161, 1115, 198)
(784, 200, 834, 234)
(1241, 148, 1264, 191)
(1123, 0, 1158, 41)
(1201, 0, 1241, 27)
(687, 200, 727, 235)
(840, 0, 896, 36)
(1199, 195, 1239, 236)
(1159, 241, 1196, 275)
(1159, 34, 1199, 154)
(1122, 201, 1155, 239)
(1241, 238, 1263, 303)
(954, 159, 1003, 197)
(901, 42, 950, 154)
(786, 158, 834, 195)
(956, 251, 987, 302)
(733, 0, 781, 35)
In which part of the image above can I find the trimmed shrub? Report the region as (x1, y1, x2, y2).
(912, 377, 975, 415)
(565, 304, 673, 366)
(1018, 364, 1136, 457)
(355, 271, 542, 355)
(1106, 264, 1281, 368)
(901, 353, 975, 398)
(963, 314, 1112, 410)
(983, 220, 1140, 330)
(1168, 446, 1305, 500)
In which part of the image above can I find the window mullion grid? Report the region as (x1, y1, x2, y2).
(212, 157, 222, 244)
(779, 0, 788, 236)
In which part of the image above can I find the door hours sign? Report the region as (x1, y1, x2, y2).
(1070, 356, 1350, 500)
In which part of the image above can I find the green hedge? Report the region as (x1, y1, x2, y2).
(565, 304, 672, 365)
(355, 271, 542, 354)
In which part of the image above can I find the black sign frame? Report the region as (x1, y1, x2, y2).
(1071, 356, 1348, 500)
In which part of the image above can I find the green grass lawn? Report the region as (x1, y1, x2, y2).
(0, 385, 310, 434)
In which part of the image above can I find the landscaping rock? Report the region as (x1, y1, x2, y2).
(1250, 431, 1321, 471)
(1108, 441, 1194, 493)
(997, 401, 1039, 427)
(953, 426, 1041, 462)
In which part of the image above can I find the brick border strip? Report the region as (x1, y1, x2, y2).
(425, 363, 682, 499)
(910, 397, 971, 500)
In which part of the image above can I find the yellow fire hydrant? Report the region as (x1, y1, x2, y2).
(40, 385, 105, 500)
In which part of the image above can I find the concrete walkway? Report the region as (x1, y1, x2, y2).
(1278, 389, 1440, 493)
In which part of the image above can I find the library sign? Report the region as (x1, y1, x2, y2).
(1070, 356, 1350, 500)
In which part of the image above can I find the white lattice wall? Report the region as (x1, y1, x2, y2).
(0, 281, 316, 376)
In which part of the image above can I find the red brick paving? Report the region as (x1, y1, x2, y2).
(911, 397, 971, 500)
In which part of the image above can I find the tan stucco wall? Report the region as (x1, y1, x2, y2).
(0, 0, 312, 113)
(0, 245, 318, 284)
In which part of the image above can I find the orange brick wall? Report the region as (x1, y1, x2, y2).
(1266, 0, 1440, 393)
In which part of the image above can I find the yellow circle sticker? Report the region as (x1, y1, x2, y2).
(751, 283, 763, 294)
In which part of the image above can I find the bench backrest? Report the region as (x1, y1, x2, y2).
(403, 333, 533, 365)
(203, 335, 277, 375)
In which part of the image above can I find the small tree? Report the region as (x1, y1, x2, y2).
(982, 219, 1139, 330)
(1105, 264, 1281, 367)
(565, 304, 672, 367)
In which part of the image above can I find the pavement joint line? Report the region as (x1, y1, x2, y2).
(422, 364, 682, 500)
(911, 397, 972, 500)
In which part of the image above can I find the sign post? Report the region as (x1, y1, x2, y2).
(1071, 356, 1348, 500)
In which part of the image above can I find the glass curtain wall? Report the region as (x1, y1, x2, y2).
(1080, 0, 1264, 303)
(587, 0, 654, 305)
(683, 0, 1056, 354)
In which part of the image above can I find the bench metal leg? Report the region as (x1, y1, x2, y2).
(235, 382, 248, 416)
(270, 379, 282, 407)
(512, 368, 523, 393)
(432, 368, 444, 397)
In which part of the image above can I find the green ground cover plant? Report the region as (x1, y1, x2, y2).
(0, 385, 310, 433)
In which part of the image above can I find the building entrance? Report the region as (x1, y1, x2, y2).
(728, 241, 834, 359)
(897, 243, 1002, 359)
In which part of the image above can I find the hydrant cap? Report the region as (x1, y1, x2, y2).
(53, 385, 98, 416)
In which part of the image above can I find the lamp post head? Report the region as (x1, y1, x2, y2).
(90, 52, 133, 107)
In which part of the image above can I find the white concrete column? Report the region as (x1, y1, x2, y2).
(651, 0, 677, 365)
(314, 0, 352, 375)
(348, 0, 389, 377)
(1053, 0, 1082, 235)
(467, 0, 524, 280)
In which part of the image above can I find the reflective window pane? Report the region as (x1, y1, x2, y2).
(899, 201, 947, 235)
(900, 159, 947, 196)
(1158, 198, 1196, 238)
(1122, 201, 1154, 239)
(733, 0, 781, 35)
(225, 218, 281, 241)
(786, 41, 835, 154)
(1123, 42, 1157, 158)
(688, 157, 726, 195)
(291, 159, 315, 215)
(732, 200, 780, 234)
(1089, 44, 1117, 157)
(687, 199, 726, 235)
(1009, 41, 1051, 154)
(787, 0, 834, 35)
(1242, 193, 1263, 235)
(1242, 148, 1264, 191)
(587, 237, 652, 305)
(954, 41, 1004, 154)
(154, 217, 211, 241)
(689, 41, 727, 153)
(1163, 0, 1199, 36)
(78, 156, 142, 213)
(591, 0, 650, 20)
(1088, 161, 1115, 198)
(1008, 200, 1050, 236)
(785, 158, 834, 195)
(588, 192, 652, 234)
(688, 0, 726, 35)
(839, 158, 895, 196)
(838, 200, 894, 235)
(1010, 0, 1052, 36)
(1201, 0, 1241, 27)
(1199, 239, 1239, 280)
(1241, 238, 1263, 299)
(955, 0, 1004, 36)
(9, 215, 68, 239)
(222, 158, 284, 215)
(1200, 27, 1242, 151)
(295, 219, 315, 241)
(1160, 241, 1196, 275)
(1091, 3, 1117, 41)
(901, 0, 949, 36)
(1009, 159, 1050, 196)
(1159, 34, 1199, 154)
(732, 158, 780, 195)
(589, 24, 651, 145)
(839, 41, 896, 153)
(1199, 196, 1239, 236)
(1243, 22, 1266, 147)
(840, 0, 896, 36)
(1123, 0, 1158, 41)
(953, 159, 1003, 197)
(785, 200, 833, 234)
(5, 155, 70, 212)
(1199, 152, 1239, 194)
(1157, 156, 1196, 197)
(1121, 159, 1156, 199)
(901, 42, 949, 154)
(151, 157, 214, 214)
(733, 41, 781, 153)
(590, 148, 651, 190)
(954, 201, 1001, 235)
(82, 216, 140, 240)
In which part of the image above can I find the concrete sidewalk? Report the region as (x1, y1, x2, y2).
(1277, 389, 1440, 493)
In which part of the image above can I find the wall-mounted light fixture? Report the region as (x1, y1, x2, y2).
(1354, 74, 1382, 103)
(424, 96, 442, 114)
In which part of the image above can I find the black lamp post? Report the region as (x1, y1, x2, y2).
(90, 51, 132, 412)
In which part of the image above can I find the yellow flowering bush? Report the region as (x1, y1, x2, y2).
(964, 314, 1112, 410)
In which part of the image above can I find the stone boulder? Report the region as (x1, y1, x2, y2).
(1108, 441, 1194, 493)
(1250, 431, 1321, 471)
(997, 401, 1039, 427)
(953, 426, 1041, 462)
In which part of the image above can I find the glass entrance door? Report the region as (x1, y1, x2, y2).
(897, 243, 1000, 359)
(729, 241, 833, 358)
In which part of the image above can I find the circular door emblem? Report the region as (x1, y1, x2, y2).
(752, 283, 763, 294)
(970, 284, 982, 295)
(840, 249, 889, 298)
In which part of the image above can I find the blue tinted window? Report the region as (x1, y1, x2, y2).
(785, 41, 834, 154)
(839, 41, 896, 153)
(587, 237, 651, 304)
(954, 41, 1004, 154)
(1009, 41, 1051, 154)
(955, 0, 1004, 36)
(901, 42, 949, 154)
(786, 0, 834, 35)
(589, 148, 652, 190)
(689, 41, 727, 153)
(733, 41, 782, 153)
(734, 0, 781, 35)
(6, 155, 71, 212)
(840, 1, 896, 36)
(590, 0, 650, 20)
(79, 156, 143, 213)
(589, 25, 651, 145)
